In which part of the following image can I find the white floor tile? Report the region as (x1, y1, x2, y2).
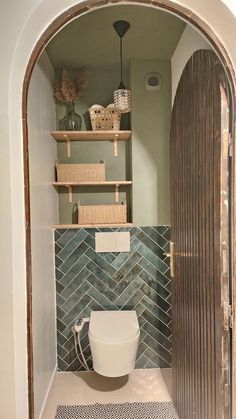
(42, 368, 172, 419)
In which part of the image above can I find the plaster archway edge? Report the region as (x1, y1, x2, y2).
(16, 0, 236, 417)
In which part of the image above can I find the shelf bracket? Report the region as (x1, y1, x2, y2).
(63, 134, 71, 158)
(115, 184, 119, 202)
(113, 134, 119, 157)
(66, 185, 73, 203)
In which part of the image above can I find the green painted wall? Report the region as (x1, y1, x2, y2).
(55, 62, 171, 225)
(56, 68, 131, 224)
(46, 5, 185, 69)
(56, 68, 130, 131)
(130, 60, 171, 225)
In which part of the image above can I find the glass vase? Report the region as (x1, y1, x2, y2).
(59, 102, 82, 131)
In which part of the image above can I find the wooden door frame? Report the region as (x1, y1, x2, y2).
(22, 1, 236, 418)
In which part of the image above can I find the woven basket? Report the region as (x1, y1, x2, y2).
(56, 162, 105, 182)
(89, 106, 121, 131)
(78, 203, 127, 225)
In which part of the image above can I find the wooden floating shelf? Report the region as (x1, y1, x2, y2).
(53, 181, 132, 203)
(50, 130, 131, 158)
(51, 130, 131, 141)
(52, 181, 132, 186)
(53, 223, 133, 229)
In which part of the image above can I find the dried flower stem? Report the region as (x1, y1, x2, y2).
(54, 69, 89, 104)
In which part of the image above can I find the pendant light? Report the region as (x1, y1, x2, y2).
(113, 20, 131, 113)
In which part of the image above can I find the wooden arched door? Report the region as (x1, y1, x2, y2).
(170, 50, 232, 419)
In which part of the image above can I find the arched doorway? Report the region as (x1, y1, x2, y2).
(22, 2, 236, 418)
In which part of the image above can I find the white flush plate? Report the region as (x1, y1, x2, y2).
(95, 232, 130, 253)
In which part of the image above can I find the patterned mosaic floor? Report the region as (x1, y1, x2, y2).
(55, 401, 177, 419)
(55, 226, 171, 371)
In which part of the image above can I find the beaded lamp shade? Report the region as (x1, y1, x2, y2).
(114, 88, 131, 113)
(113, 20, 131, 114)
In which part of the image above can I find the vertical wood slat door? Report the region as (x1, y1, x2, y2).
(170, 50, 231, 419)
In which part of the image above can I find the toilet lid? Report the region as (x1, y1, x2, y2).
(89, 311, 140, 342)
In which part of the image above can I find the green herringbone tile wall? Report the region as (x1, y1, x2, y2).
(55, 226, 171, 371)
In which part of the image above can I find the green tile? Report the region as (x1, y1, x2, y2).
(162, 226, 171, 241)
(114, 275, 143, 307)
(56, 293, 66, 308)
(111, 238, 140, 270)
(86, 260, 117, 289)
(138, 243, 169, 274)
(55, 224, 172, 372)
(139, 270, 170, 300)
(86, 247, 116, 277)
(60, 254, 90, 287)
(139, 327, 147, 342)
(145, 347, 171, 368)
(57, 330, 67, 347)
(60, 242, 89, 274)
(65, 357, 82, 372)
(58, 357, 69, 372)
(138, 257, 170, 287)
(86, 273, 117, 302)
(137, 231, 168, 262)
(136, 340, 148, 360)
(143, 334, 172, 364)
(57, 229, 78, 247)
(121, 289, 144, 310)
(114, 264, 143, 295)
(135, 354, 149, 368)
(99, 252, 117, 264)
(55, 230, 62, 242)
(143, 308, 172, 350)
(142, 309, 171, 338)
(84, 233, 95, 249)
(61, 267, 90, 300)
(57, 306, 66, 321)
(134, 302, 146, 317)
(61, 280, 91, 312)
(55, 243, 62, 255)
(56, 281, 64, 294)
(141, 227, 168, 248)
(56, 269, 64, 281)
(57, 229, 88, 261)
(87, 286, 117, 310)
(55, 255, 63, 269)
(145, 360, 159, 368)
(114, 251, 142, 282)
(62, 294, 91, 325)
(57, 343, 68, 359)
(58, 319, 71, 337)
(63, 334, 75, 353)
(88, 299, 104, 312)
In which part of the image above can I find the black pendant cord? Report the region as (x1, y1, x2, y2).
(113, 20, 130, 90)
(120, 37, 123, 86)
(119, 36, 125, 89)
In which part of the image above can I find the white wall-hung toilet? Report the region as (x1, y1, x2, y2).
(88, 310, 140, 377)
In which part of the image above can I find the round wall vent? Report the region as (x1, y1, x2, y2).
(145, 73, 162, 91)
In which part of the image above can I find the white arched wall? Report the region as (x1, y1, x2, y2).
(1, 1, 235, 418)
(171, 24, 211, 104)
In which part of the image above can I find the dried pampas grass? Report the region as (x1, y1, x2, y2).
(54, 69, 89, 104)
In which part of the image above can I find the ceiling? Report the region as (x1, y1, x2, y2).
(46, 5, 186, 69)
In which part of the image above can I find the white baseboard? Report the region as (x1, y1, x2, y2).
(39, 364, 57, 419)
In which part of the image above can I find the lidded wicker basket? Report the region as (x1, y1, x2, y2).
(89, 104, 121, 131)
(56, 161, 105, 182)
(78, 202, 127, 225)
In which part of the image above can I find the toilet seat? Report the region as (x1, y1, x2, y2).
(89, 310, 139, 342)
(88, 310, 140, 377)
